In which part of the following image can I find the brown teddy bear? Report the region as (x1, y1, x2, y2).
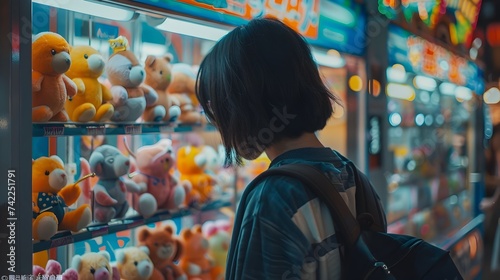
(167, 64, 205, 124)
(32, 32, 77, 122)
(142, 55, 181, 122)
(65, 45, 114, 122)
(178, 225, 217, 280)
(137, 225, 186, 280)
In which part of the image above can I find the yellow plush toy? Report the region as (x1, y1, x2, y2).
(65, 45, 114, 122)
(32, 32, 77, 122)
(177, 146, 217, 205)
(32, 156, 92, 241)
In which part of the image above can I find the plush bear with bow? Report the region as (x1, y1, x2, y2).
(32, 156, 92, 240)
(125, 138, 186, 215)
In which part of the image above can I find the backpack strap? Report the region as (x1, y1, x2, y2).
(249, 163, 362, 246)
(348, 162, 388, 233)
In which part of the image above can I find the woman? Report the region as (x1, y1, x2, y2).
(196, 17, 384, 279)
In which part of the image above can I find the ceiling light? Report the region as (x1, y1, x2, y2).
(155, 17, 231, 41)
(33, 0, 136, 21)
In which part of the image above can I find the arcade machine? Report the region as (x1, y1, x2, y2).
(367, 1, 486, 278)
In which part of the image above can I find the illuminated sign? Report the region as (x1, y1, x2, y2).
(379, 0, 482, 49)
(388, 25, 483, 93)
(131, 0, 367, 55)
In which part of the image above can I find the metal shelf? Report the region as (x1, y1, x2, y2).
(32, 199, 231, 252)
(32, 122, 216, 137)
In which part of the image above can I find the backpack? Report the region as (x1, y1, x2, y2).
(247, 163, 464, 280)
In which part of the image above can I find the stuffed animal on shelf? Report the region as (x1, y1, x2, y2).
(142, 55, 181, 122)
(106, 36, 159, 122)
(125, 138, 186, 215)
(32, 156, 92, 241)
(137, 224, 186, 280)
(32, 32, 77, 122)
(33, 259, 79, 280)
(87, 145, 155, 223)
(71, 251, 120, 280)
(202, 221, 231, 279)
(167, 64, 204, 124)
(178, 225, 217, 280)
(115, 246, 164, 280)
(65, 45, 114, 122)
(176, 146, 217, 205)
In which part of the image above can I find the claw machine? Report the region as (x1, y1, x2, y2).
(367, 1, 486, 279)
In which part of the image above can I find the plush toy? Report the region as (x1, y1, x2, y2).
(115, 246, 164, 280)
(106, 36, 159, 122)
(137, 225, 185, 280)
(71, 251, 120, 280)
(142, 55, 181, 122)
(87, 145, 155, 223)
(125, 138, 186, 215)
(178, 225, 217, 280)
(33, 259, 79, 280)
(167, 64, 204, 124)
(65, 45, 114, 122)
(32, 156, 92, 240)
(32, 32, 77, 122)
(202, 221, 231, 279)
(176, 146, 217, 205)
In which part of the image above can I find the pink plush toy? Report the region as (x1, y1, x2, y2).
(125, 138, 186, 214)
(33, 259, 79, 280)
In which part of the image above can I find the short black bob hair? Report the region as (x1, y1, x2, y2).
(196, 17, 341, 166)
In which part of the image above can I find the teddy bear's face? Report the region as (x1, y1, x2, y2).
(144, 55, 172, 92)
(106, 51, 145, 88)
(181, 225, 209, 259)
(138, 226, 182, 264)
(136, 145, 174, 175)
(72, 252, 113, 280)
(32, 32, 71, 76)
(176, 146, 207, 175)
(89, 145, 130, 179)
(32, 156, 68, 193)
(66, 45, 105, 79)
(116, 247, 154, 280)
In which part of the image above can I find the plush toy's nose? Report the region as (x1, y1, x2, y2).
(52, 52, 71, 74)
(61, 173, 66, 178)
(125, 160, 130, 166)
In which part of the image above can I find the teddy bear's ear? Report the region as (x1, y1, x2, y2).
(98, 250, 111, 261)
(181, 228, 192, 239)
(115, 249, 126, 264)
(164, 53, 173, 62)
(145, 55, 156, 67)
(138, 246, 150, 256)
(89, 151, 104, 176)
(164, 225, 173, 235)
(50, 155, 64, 167)
(137, 228, 151, 242)
(71, 255, 82, 271)
(193, 224, 203, 234)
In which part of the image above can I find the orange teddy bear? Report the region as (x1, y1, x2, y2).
(179, 225, 220, 280)
(176, 146, 217, 205)
(137, 225, 186, 280)
(32, 32, 77, 122)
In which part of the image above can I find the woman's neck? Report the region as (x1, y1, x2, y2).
(265, 133, 324, 161)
